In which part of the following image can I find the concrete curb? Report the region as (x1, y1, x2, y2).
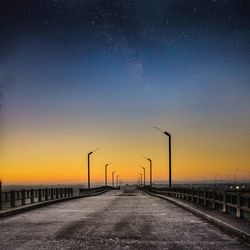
(143, 189, 250, 244)
(0, 189, 111, 219)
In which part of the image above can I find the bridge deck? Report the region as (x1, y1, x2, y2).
(0, 187, 249, 249)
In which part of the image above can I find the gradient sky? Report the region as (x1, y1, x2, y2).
(0, 0, 250, 185)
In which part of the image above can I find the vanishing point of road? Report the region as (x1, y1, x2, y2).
(0, 186, 249, 250)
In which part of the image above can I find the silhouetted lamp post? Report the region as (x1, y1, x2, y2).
(87, 148, 100, 189)
(112, 171, 116, 187)
(105, 162, 112, 186)
(138, 176, 141, 188)
(154, 126, 172, 188)
(141, 167, 146, 186)
(143, 156, 152, 187)
(139, 173, 143, 187)
(116, 175, 119, 187)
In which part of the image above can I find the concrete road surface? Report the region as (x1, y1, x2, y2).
(0, 186, 249, 250)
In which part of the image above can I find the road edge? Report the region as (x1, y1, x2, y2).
(143, 189, 250, 244)
(0, 189, 112, 219)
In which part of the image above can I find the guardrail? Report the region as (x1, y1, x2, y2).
(0, 181, 118, 211)
(143, 186, 250, 219)
(1, 186, 74, 210)
(79, 186, 120, 196)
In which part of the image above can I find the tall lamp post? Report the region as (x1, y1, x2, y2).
(87, 148, 100, 189)
(138, 176, 141, 188)
(116, 175, 119, 187)
(143, 156, 152, 187)
(105, 162, 112, 186)
(139, 173, 143, 187)
(112, 171, 116, 187)
(154, 126, 172, 188)
(141, 167, 146, 186)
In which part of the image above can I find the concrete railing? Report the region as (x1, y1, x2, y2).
(79, 186, 120, 196)
(1, 186, 74, 210)
(0, 181, 118, 211)
(144, 186, 250, 219)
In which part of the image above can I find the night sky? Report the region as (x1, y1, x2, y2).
(1, 1, 250, 184)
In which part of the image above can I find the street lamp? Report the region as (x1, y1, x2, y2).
(116, 175, 119, 187)
(139, 173, 143, 187)
(143, 156, 152, 187)
(138, 176, 141, 188)
(105, 162, 112, 186)
(140, 166, 146, 186)
(153, 126, 172, 188)
(112, 171, 116, 187)
(87, 148, 100, 189)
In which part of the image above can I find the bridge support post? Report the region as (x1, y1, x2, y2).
(51, 188, 54, 199)
(31, 189, 34, 203)
(21, 190, 26, 205)
(222, 191, 227, 213)
(203, 189, 207, 206)
(212, 189, 215, 209)
(10, 190, 15, 207)
(38, 189, 42, 202)
(197, 189, 200, 204)
(191, 189, 194, 202)
(236, 193, 241, 218)
(45, 188, 48, 201)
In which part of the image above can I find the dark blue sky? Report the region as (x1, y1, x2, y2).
(1, 0, 250, 114)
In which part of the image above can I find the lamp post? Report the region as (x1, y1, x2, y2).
(105, 162, 111, 186)
(139, 173, 143, 187)
(143, 156, 152, 187)
(141, 166, 146, 186)
(153, 126, 172, 188)
(116, 175, 119, 187)
(87, 148, 100, 189)
(112, 171, 116, 187)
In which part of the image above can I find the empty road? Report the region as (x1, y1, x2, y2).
(0, 186, 249, 250)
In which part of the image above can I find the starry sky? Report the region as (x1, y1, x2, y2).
(0, 0, 250, 185)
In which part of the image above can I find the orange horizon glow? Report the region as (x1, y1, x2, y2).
(1, 114, 249, 185)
